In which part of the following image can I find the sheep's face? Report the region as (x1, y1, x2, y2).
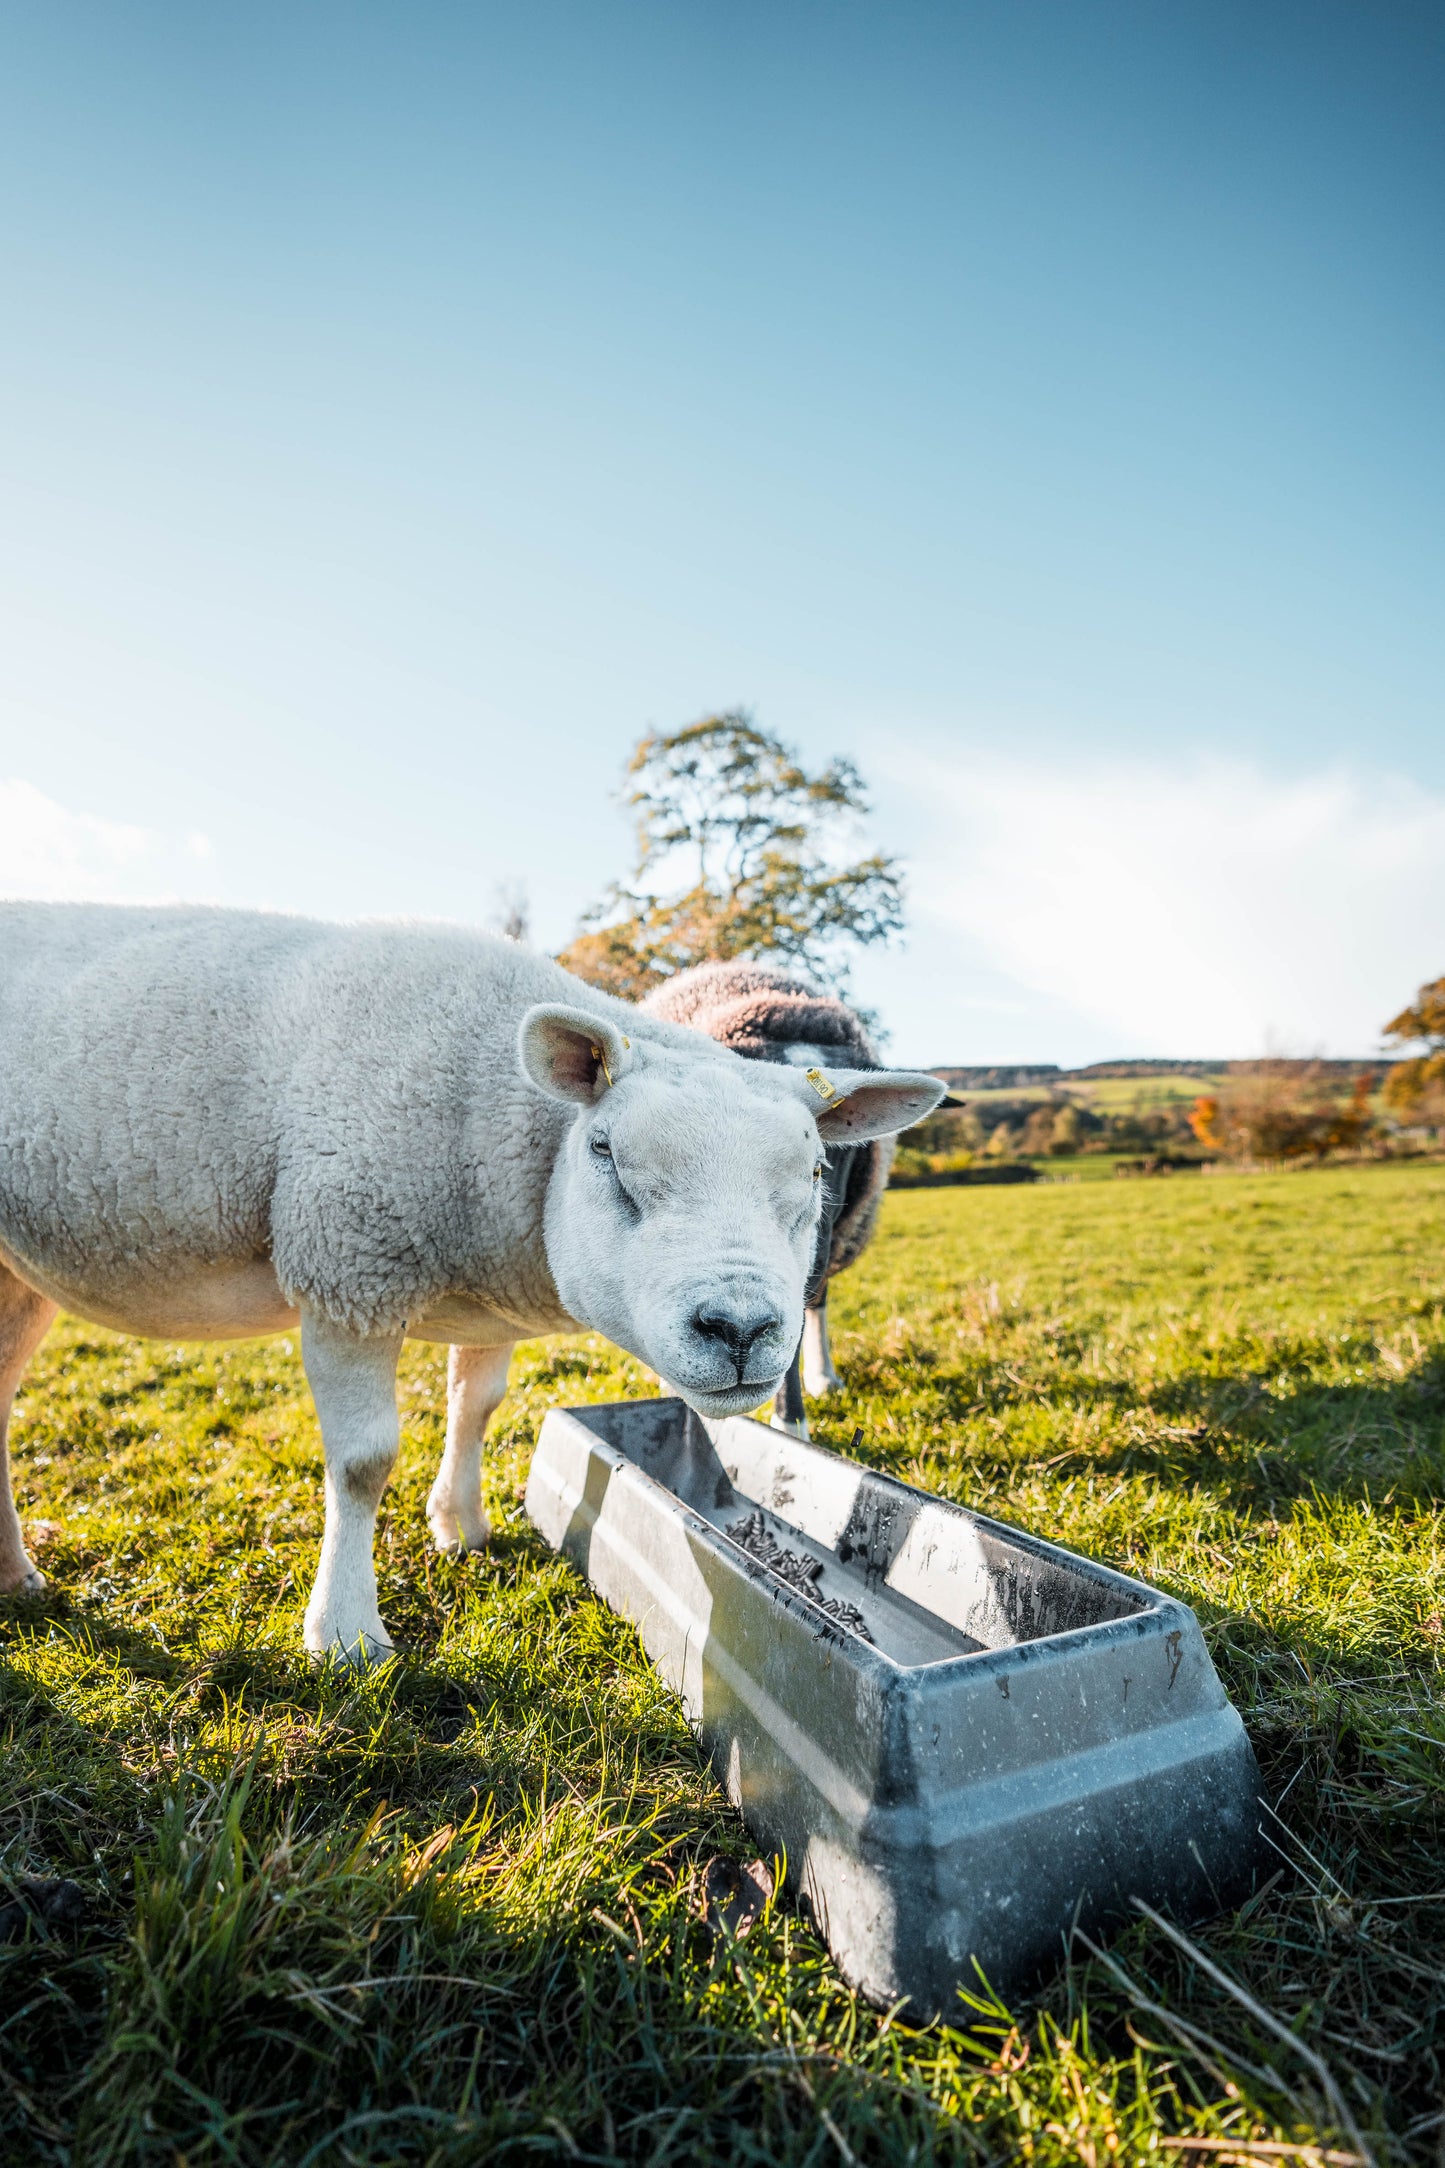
(520, 1005, 943, 1418)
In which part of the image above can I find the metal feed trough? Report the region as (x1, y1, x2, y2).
(526, 1399, 1261, 2012)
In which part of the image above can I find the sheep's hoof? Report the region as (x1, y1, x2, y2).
(347, 1632, 396, 1671)
(427, 1497, 492, 1556)
(305, 1622, 396, 1671)
(0, 1562, 46, 1598)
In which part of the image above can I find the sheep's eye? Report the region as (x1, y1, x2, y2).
(813, 1163, 823, 1181)
(591, 1135, 613, 1158)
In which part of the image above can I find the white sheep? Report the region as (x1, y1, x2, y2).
(0, 903, 941, 1660)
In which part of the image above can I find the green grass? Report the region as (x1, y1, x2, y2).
(3, 1163, 1443, 2165)
(946, 1072, 1219, 1114)
(1071, 1074, 1220, 1113)
(1034, 1152, 1155, 1181)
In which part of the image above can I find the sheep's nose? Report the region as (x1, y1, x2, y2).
(691, 1305, 780, 1375)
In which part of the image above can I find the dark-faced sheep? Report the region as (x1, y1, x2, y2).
(641, 960, 894, 1432)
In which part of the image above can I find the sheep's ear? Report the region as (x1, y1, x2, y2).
(795, 1064, 945, 1143)
(519, 1006, 634, 1105)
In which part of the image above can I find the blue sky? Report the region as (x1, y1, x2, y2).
(2, 3, 1441, 1063)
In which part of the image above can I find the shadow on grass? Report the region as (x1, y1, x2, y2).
(846, 1345, 1445, 1517)
(0, 1645, 136, 2168)
(5, 1532, 1442, 2162)
(0, 1641, 907, 2168)
(59, 1750, 936, 2168)
(1135, 1353, 1445, 1507)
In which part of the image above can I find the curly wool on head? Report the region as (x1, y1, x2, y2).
(640, 961, 891, 1285)
(639, 959, 878, 1067)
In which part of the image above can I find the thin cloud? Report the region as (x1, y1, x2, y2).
(0, 778, 214, 904)
(899, 755, 1445, 1056)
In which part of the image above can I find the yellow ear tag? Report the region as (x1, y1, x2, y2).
(592, 1035, 629, 1091)
(805, 1066, 844, 1108)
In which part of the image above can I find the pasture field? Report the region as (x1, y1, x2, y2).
(960, 1072, 1219, 1114)
(3, 1163, 1443, 2165)
(1069, 1073, 1226, 1114)
(1039, 1154, 1153, 1181)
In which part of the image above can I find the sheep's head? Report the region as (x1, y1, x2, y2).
(520, 1005, 943, 1416)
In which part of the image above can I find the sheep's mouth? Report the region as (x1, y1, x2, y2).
(675, 1376, 785, 1419)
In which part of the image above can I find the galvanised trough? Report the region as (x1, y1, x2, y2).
(526, 1398, 1262, 2013)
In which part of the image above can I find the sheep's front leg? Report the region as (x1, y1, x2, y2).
(801, 1296, 842, 1396)
(0, 1268, 57, 1594)
(771, 1345, 810, 1437)
(301, 1309, 403, 1665)
(428, 1343, 513, 1553)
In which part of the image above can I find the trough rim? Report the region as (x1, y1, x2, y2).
(557, 1398, 1200, 1684)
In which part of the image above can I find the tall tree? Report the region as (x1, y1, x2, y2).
(1382, 973, 1445, 1123)
(558, 711, 905, 1000)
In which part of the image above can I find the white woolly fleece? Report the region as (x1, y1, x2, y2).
(0, 903, 943, 1657)
(0, 903, 703, 1337)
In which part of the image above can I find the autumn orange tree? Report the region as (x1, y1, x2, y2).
(1188, 1063, 1375, 1164)
(558, 711, 905, 999)
(1382, 974, 1445, 1128)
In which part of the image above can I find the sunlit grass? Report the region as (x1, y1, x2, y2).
(2, 1162, 1442, 2163)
